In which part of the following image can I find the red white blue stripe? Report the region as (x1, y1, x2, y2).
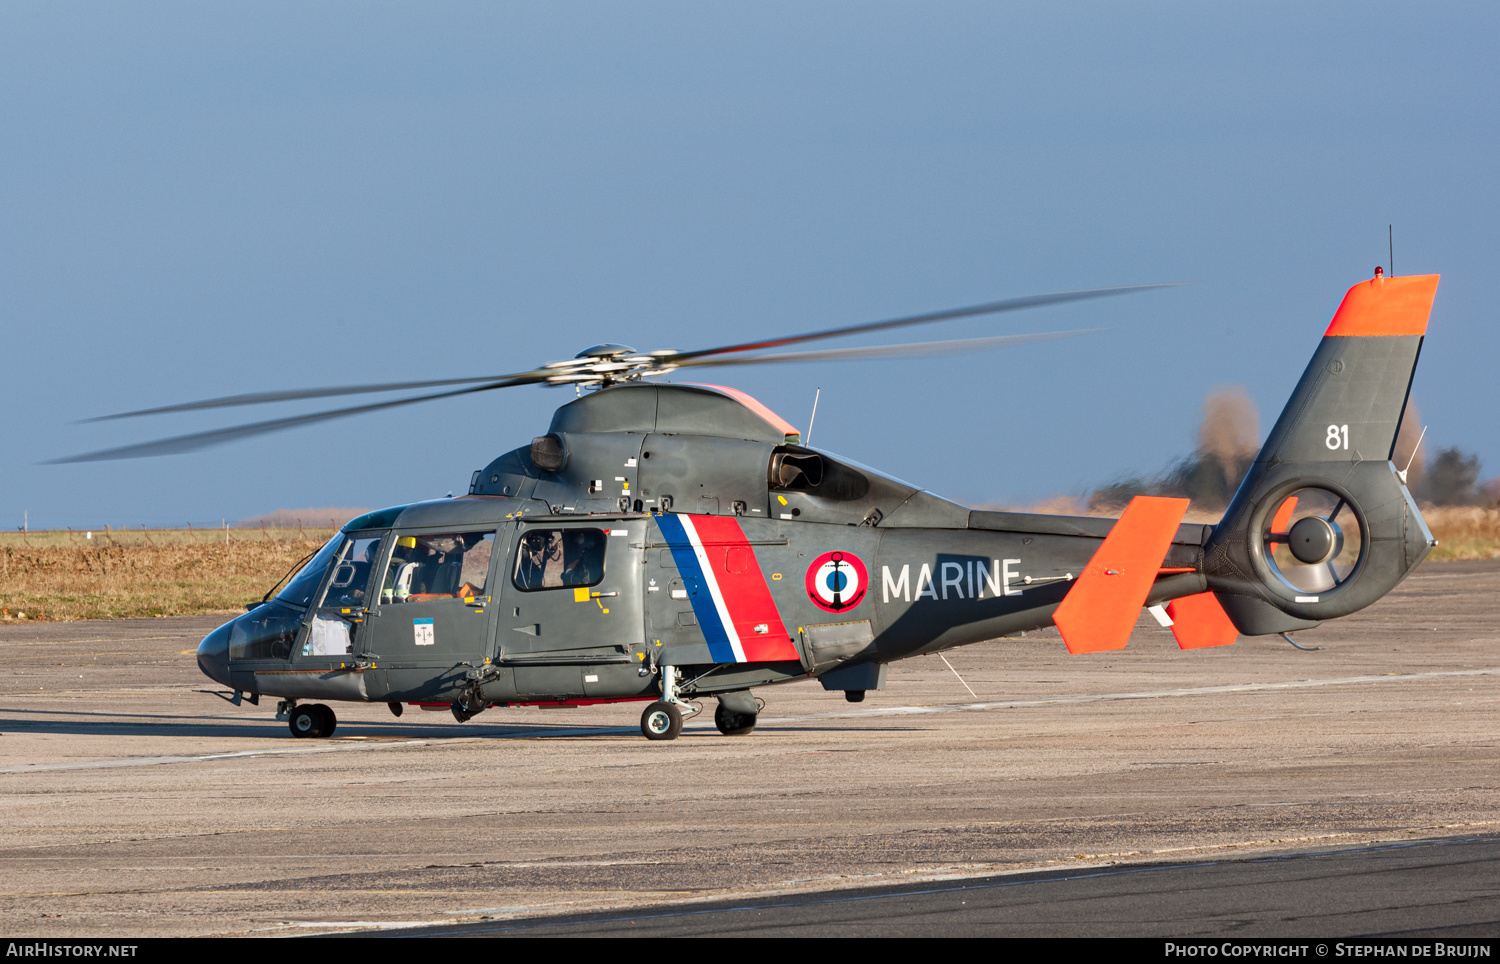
(654, 514, 797, 664)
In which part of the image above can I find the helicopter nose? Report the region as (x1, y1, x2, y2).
(196, 622, 232, 686)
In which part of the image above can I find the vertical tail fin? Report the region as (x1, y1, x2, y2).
(1203, 273, 1439, 635)
(1258, 274, 1438, 465)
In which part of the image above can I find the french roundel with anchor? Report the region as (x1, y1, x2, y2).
(805, 550, 869, 613)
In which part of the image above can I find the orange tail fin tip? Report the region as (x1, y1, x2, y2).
(1323, 274, 1439, 338)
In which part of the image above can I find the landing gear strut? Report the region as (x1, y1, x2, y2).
(640, 665, 693, 741)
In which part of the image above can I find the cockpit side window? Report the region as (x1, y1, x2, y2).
(513, 528, 606, 591)
(380, 531, 495, 604)
(316, 536, 382, 609)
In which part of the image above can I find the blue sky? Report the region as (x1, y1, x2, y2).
(2, 2, 1496, 527)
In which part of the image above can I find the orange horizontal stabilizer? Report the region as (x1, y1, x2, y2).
(1053, 495, 1190, 654)
(1323, 274, 1439, 338)
(1166, 592, 1239, 650)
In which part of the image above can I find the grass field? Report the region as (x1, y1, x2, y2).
(1424, 505, 1500, 561)
(0, 528, 337, 621)
(1, 508, 1495, 622)
(0, 526, 338, 548)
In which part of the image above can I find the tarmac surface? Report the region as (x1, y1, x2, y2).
(0, 560, 1497, 937)
(397, 835, 1500, 937)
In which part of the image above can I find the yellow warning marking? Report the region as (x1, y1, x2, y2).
(573, 587, 589, 603)
(777, 495, 788, 505)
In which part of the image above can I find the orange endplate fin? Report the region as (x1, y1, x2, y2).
(1165, 592, 1240, 650)
(1052, 495, 1190, 654)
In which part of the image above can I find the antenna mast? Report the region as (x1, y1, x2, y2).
(805, 388, 821, 447)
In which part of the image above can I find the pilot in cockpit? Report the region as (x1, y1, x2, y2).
(517, 530, 564, 589)
(560, 529, 604, 587)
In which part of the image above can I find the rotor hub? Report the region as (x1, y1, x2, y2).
(1287, 515, 1340, 565)
(574, 344, 638, 359)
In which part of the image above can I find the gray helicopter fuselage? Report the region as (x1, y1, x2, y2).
(198, 382, 1204, 707)
(185, 273, 1444, 739)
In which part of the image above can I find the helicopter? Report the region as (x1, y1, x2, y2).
(61, 272, 1439, 741)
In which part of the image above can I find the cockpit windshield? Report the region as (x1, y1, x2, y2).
(274, 535, 345, 608)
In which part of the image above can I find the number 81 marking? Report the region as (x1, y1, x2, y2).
(1325, 424, 1348, 450)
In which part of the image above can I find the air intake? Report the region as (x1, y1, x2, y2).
(529, 434, 568, 473)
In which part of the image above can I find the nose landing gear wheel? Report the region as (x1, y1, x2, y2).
(289, 704, 324, 738)
(714, 703, 757, 736)
(288, 703, 336, 739)
(641, 701, 683, 741)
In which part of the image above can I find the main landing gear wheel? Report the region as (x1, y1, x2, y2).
(714, 703, 757, 736)
(287, 703, 336, 739)
(641, 701, 683, 741)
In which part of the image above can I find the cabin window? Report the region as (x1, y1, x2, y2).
(512, 528, 607, 591)
(380, 531, 495, 604)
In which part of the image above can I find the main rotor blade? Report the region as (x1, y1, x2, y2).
(48, 378, 534, 463)
(674, 329, 1102, 368)
(84, 370, 550, 422)
(83, 284, 1178, 422)
(667, 283, 1181, 363)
